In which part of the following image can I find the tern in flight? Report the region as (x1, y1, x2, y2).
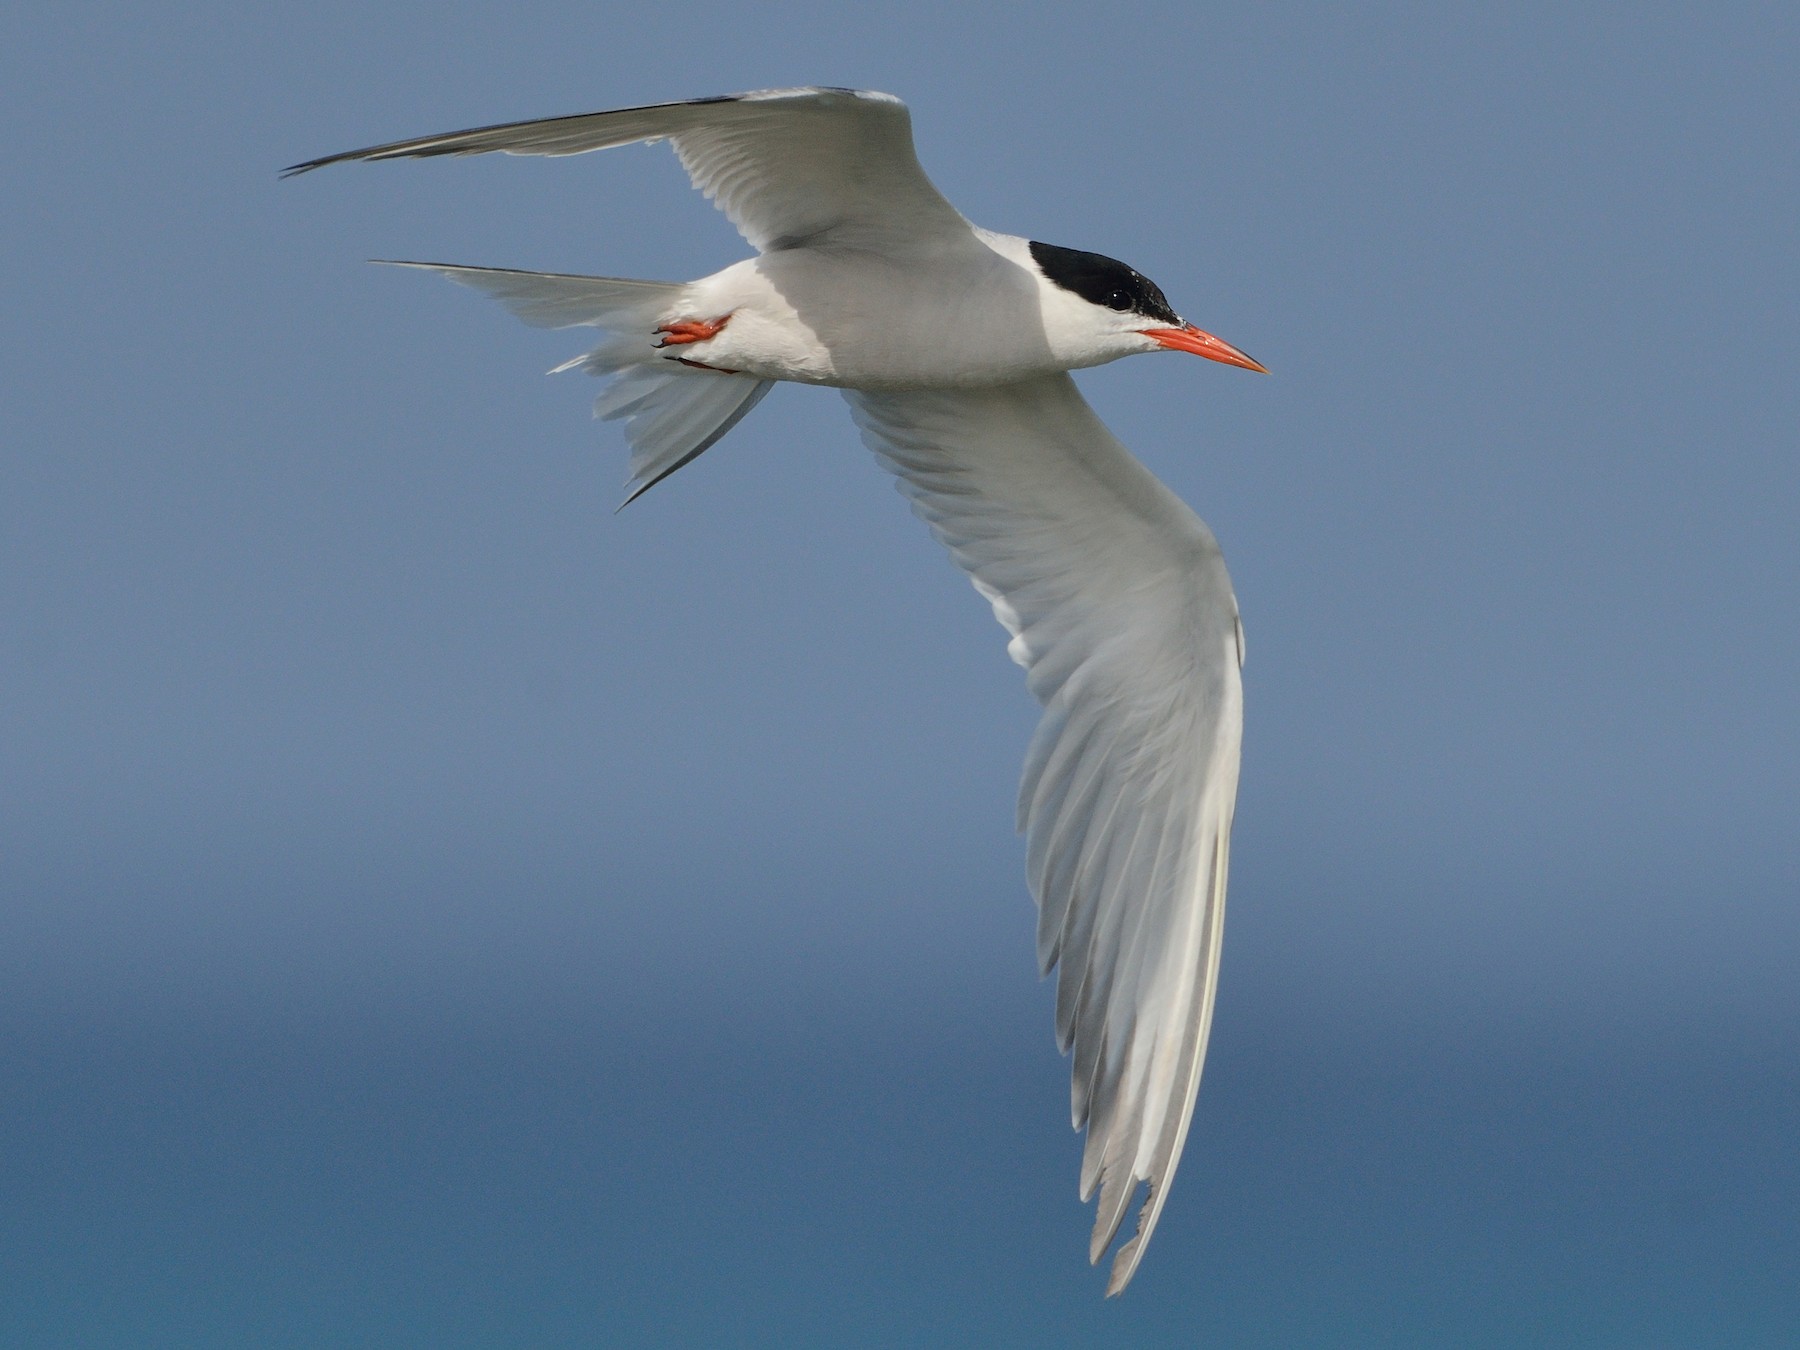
(288, 86, 1265, 1294)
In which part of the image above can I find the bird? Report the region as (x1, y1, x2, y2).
(286, 86, 1263, 1295)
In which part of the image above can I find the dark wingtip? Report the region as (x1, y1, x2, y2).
(281, 145, 395, 178)
(279, 155, 333, 179)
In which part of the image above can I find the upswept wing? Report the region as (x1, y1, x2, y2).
(847, 374, 1244, 1295)
(284, 87, 970, 256)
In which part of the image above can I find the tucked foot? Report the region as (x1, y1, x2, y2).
(653, 313, 732, 348)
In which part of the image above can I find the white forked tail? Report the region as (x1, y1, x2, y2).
(379, 261, 773, 504)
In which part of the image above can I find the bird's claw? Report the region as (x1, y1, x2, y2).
(653, 314, 731, 348)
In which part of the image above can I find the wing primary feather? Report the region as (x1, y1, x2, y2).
(847, 375, 1243, 1295)
(285, 87, 971, 258)
(1089, 1128, 1147, 1260)
(1066, 805, 1159, 1124)
(1101, 826, 1233, 1293)
(281, 93, 746, 177)
(1072, 811, 1183, 1135)
(1051, 770, 1137, 1054)
(1026, 706, 1121, 967)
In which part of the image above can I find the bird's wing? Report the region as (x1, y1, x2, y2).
(847, 374, 1244, 1294)
(284, 87, 970, 256)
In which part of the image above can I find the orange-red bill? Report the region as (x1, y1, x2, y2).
(1141, 323, 1268, 373)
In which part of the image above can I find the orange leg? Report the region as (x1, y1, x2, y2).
(653, 313, 732, 348)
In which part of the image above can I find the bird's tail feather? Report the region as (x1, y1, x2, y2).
(377, 260, 680, 331)
(597, 365, 772, 507)
(377, 261, 771, 505)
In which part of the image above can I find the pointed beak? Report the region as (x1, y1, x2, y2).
(1140, 323, 1268, 373)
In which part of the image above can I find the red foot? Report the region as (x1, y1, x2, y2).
(654, 313, 732, 348)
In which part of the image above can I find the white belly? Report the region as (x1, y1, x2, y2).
(676, 241, 1070, 391)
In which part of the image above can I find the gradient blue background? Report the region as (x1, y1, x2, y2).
(4, 3, 1796, 1344)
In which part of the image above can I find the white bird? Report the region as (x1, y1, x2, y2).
(287, 86, 1264, 1295)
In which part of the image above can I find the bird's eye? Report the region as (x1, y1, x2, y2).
(1105, 290, 1133, 312)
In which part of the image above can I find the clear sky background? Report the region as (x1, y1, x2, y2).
(3, 3, 1796, 1345)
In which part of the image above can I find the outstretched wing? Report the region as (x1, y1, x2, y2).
(847, 374, 1244, 1295)
(284, 87, 970, 256)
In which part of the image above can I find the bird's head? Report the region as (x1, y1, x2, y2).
(1027, 240, 1266, 374)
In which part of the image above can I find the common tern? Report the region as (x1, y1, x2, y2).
(287, 86, 1264, 1295)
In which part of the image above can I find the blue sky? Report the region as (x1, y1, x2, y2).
(3, 3, 1797, 1344)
